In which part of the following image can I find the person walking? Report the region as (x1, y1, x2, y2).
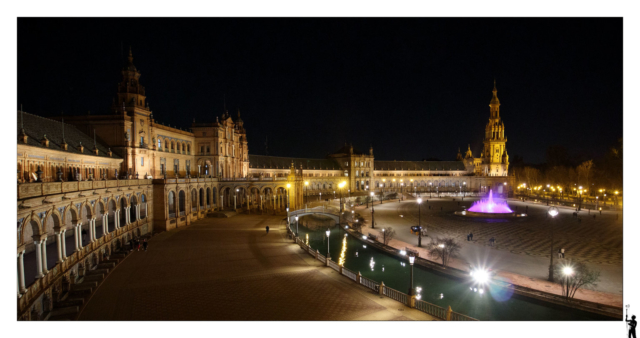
(467, 233, 470, 241)
(470, 232, 473, 241)
(136, 237, 141, 251)
(266, 225, 270, 234)
(143, 238, 148, 251)
(561, 248, 565, 258)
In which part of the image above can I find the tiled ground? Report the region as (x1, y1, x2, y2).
(78, 215, 435, 321)
(393, 198, 622, 265)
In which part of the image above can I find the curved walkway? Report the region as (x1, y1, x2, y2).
(79, 215, 435, 320)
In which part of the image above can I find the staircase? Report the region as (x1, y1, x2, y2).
(47, 250, 129, 321)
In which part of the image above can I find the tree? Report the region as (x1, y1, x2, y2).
(554, 260, 600, 301)
(351, 213, 365, 232)
(426, 236, 461, 267)
(577, 160, 594, 191)
(355, 196, 363, 204)
(387, 192, 398, 200)
(382, 226, 395, 245)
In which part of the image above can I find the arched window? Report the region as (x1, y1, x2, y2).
(165, 140, 168, 150)
(344, 170, 348, 177)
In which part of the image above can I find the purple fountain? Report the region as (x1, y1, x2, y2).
(468, 190, 513, 213)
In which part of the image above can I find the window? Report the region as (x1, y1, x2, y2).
(140, 136, 144, 145)
(141, 157, 144, 166)
(157, 139, 162, 150)
(201, 146, 204, 154)
(344, 170, 349, 177)
(206, 146, 210, 154)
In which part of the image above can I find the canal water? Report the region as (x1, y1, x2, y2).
(294, 221, 614, 321)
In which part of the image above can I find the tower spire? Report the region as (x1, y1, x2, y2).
(489, 80, 500, 118)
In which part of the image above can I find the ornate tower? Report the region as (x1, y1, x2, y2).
(482, 81, 508, 176)
(111, 47, 150, 117)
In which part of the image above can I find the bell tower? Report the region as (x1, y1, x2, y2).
(112, 47, 150, 117)
(482, 81, 508, 176)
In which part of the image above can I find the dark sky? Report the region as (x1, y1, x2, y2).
(17, 18, 622, 163)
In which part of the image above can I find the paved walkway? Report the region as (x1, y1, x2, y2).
(78, 215, 436, 320)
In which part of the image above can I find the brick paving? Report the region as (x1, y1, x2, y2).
(388, 197, 622, 265)
(78, 215, 436, 321)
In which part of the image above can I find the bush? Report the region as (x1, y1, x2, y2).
(382, 226, 395, 245)
(554, 260, 600, 301)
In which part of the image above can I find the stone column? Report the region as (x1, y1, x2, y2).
(89, 218, 95, 243)
(33, 239, 44, 279)
(145, 202, 148, 218)
(55, 231, 64, 263)
(18, 250, 26, 294)
(41, 237, 49, 274)
(75, 223, 82, 250)
(103, 215, 108, 236)
(115, 211, 119, 229)
(61, 230, 67, 259)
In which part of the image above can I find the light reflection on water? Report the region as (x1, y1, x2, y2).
(295, 222, 613, 321)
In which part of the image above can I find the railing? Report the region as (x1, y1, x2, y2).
(275, 177, 288, 181)
(342, 267, 357, 281)
(383, 286, 408, 306)
(289, 229, 477, 321)
(416, 299, 447, 319)
(328, 259, 340, 272)
(450, 311, 477, 321)
(360, 276, 379, 291)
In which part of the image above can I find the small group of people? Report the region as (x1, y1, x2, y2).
(129, 237, 148, 252)
(557, 247, 565, 259)
(466, 232, 474, 241)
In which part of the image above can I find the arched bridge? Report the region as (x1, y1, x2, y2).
(289, 206, 342, 224)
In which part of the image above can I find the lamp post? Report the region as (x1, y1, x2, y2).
(408, 255, 415, 295)
(235, 188, 238, 210)
(326, 229, 331, 260)
(548, 206, 559, 282)
(381, 179, 386, 204)
(429, 182, 432, 198)
(463, 181, 466, 199)
(417, 198, 423, 247)
(295, 216, 299, 236)
(562, 266, 573, 300)
(371, 192, 375, 228)
(382, 228, 385, 244)
(400, 181, 404, 201)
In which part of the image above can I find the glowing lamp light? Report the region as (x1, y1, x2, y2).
(295, 216, 298, 221)
(362, 235, 367, 240)
(479, 288, 485, 294)
(408, 256, 415, 265)
(473, 269, 489, 284)
(325, 229, 330, 238)
(563, 266, 574, 276)
(416, 294, 422, 300)
(548, 207, 559, 218)
(344, 225, 349, 229)
(287, 183, 291, 188)
(438, 244, 445, 248)
(416, 287, 422, 293)
(400, 250, 407, 255)
(417, 198, 422, 204)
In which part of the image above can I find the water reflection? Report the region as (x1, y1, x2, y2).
(338, 236, 347, 267)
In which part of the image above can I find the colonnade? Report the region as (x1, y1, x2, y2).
(16, 203, 149, 298)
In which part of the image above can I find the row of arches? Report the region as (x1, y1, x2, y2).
(17, 193, 149, 293)
(374, 180, 468, 189)
(158, 137, 191, 154)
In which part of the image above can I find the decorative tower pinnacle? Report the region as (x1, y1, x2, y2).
(489, 79, 500, 119)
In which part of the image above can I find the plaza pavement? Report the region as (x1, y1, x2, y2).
(78, 214, 437, 321)
(333, 195, 622, 307)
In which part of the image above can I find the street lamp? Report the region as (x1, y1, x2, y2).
(381, 179, 386, 203)
(408, 255, 415, 295)
(326, 228, 331, 260)
(463, 181, 467, 199)
(371, 192, 375, 228)
(429, 181, 432, 198)
(382, 228, 385, 244)
(400, 181, 404, 201)
(548, 206, 559, 282)
(562, 265, 574, 300)
(417, 198, 423, 247)
(295, 216, 299, 236)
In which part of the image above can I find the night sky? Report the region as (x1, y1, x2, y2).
(17, 18, 622, 163)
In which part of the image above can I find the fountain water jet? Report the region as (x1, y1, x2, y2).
(468, 190, 513, 213)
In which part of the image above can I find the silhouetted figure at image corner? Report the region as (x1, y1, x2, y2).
(627, 314, 637, 338)
(266, 226, 269, 234)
